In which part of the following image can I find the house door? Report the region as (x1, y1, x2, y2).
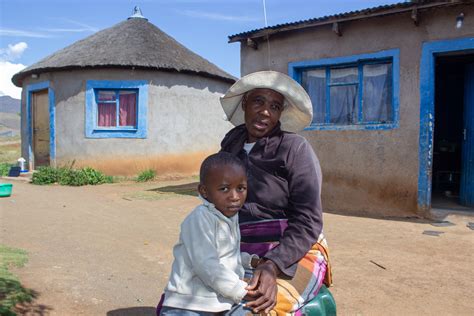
(432, 54, 474, 210)
(32, 89, 50, 167)
(460, 64, 474, 206)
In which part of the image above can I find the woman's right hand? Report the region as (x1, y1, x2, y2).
(244, 260, 279, 314)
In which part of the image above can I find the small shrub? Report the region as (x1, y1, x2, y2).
(31, 166, 58, 185)
(81, 167, 107, 185)
(104, 175, 115, 183)
(58, 168, 88, 186)
(0, 163, 14, 177)
(32, 166, 110, 186)
(136, 169, 156, 182)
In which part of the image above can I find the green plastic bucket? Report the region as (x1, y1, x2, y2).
(302, 285, 337, 316)
(0, 183, 13, 197)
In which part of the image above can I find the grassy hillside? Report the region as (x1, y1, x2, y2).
(0, 96, 20, 113)
(0, 96, 21, 137)
(0, 112, 20, 139)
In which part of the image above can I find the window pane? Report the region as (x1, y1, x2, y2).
(119, 91, 137, 127)
(97, 103, 116, 127)
(330, 85, 358, 124)
(330, 67, 358, 84)
(363, 63, 392, 123)
(98, 90, 116, 101)
(302, 69, 326, 123)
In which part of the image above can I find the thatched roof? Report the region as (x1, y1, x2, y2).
(13, 17, 236, 86)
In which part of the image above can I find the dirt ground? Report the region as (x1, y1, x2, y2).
(1, 178, 473, 315)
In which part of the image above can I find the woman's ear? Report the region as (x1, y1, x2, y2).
(198, 184, 207, 198)
(241, 93, 248, 111)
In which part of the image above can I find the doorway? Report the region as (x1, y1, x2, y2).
(32, 89, 50, 167)
(432, 54, 474, 209)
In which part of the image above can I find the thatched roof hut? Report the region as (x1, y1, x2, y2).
(13, 13, 235, 86)
(15, 9, 235, 175)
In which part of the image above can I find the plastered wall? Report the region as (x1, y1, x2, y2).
(238, 5, 474, 216)
(21, 69, 233, 175)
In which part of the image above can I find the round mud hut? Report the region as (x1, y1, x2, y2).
(12, 9, 235, 176)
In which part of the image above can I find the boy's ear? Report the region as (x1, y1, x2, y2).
(198, 184, 207, 198)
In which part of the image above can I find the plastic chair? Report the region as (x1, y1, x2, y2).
(301, 285, 336, 316)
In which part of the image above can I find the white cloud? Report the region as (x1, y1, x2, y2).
(0, 61, 26, 99)
(180, 10, 259, 22)
(0, 28, 52, 38)
(0, 42, 28, 62)
(0, 42, 28, 61)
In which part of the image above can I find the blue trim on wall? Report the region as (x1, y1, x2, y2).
(85, 80, 148, 138)
(418, 37, 474, 210)
(25, 81, 55, 166)
(289, 49, 400, 131)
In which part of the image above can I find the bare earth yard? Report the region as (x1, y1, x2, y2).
(1, 179, 473, 315)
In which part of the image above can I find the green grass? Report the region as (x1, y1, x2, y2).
(0, 245, 35, 315)
(136, 169, 156, 182)
(0, 163, 14, 177)
(0, 138, 21, 164)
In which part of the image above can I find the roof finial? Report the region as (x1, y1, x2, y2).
(128, 6, 147, 20)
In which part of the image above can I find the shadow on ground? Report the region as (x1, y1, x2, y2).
(3, 278, 53, 316)
(14, 302, 53, 316)
(148, 182, 199, 197)
(107, 307, 156, 316)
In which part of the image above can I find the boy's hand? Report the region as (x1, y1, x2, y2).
(250, 256, 261, 268)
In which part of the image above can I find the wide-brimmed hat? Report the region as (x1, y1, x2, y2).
(220, 71, 313, 132)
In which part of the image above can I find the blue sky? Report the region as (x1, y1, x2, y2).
(0, 0, 403, 99)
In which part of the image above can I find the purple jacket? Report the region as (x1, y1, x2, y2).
(220, 123, 323, 278)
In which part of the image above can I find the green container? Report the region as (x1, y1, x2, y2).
(0, 183, 13, 197)
(301, 285, 337, 316)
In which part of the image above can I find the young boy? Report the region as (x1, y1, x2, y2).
(160, 152, 258, 315)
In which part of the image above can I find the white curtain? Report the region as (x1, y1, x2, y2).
(362, 63, 392, 122)
(302, 69, 326, 123)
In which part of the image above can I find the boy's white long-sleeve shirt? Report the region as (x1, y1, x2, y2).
(163, 198, 254, 312)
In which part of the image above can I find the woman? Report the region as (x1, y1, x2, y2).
(220, 71, 332, 315)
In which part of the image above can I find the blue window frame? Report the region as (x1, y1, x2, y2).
(85, 80, 148, 138)
(289, 49, 400, 131)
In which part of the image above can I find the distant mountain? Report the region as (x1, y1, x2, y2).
(0, 95, 21, 113)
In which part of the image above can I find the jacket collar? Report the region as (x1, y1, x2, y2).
(221, 122, 285, 159)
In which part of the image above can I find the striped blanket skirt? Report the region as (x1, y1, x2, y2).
(227, 219, 332, 316)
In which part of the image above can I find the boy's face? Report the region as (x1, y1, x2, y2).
(198, 164, 247, 218)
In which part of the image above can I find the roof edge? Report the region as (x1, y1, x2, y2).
(228, 1, 464, 43)
(12, 65, 236, 87)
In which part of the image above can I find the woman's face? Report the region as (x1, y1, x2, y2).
(242, 88, 285, 143)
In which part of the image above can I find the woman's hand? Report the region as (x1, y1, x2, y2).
(244, 259, 279, 314)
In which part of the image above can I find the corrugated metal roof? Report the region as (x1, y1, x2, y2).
(228, 1, 466, 42)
